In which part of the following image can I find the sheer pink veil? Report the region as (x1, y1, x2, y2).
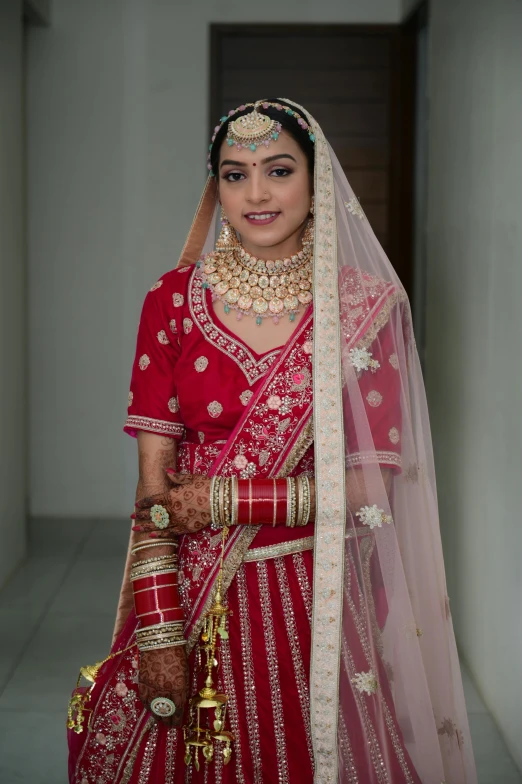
(167, 99, 477, 783)
(280, 102, 477, 782)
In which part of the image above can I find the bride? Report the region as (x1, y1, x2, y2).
(67, 98, 477, 784)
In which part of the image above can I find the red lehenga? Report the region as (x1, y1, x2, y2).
(69, 264, 419, 784)
(69, 101, 477, 784)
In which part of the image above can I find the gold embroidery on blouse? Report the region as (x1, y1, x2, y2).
(150, 280, 163, 291)
(124, 415, 184, 437)
(388, 427, 400, 444)
(183, 318, 193, 334)
(169, 319, 177, 334)
(157, 330, 170, 345)
(138, 354, 150, 370)
(240, 390, 254, 406)
(168, 397, 179, 413)
(207, 400, 223, 418)
(198, 431, 205, 444)
(189, 266, 280, 385)
(194, 356, 209, 372)
(173, 293, 184, 307)
(366, 390, 382, 407)
(127, 391, 133, 407)
(389, 353, 399, 370)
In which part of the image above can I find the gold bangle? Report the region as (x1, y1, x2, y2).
(132, 553, 178, 568)
(301, 476, 311, 526)
(272, 479, 277, 527)
(131, 538, 177, 554)
(136, 625, 184, 637)
(230, 476, 238, 525)
(211, 475, 222, 529)
(210, 475, 218, 528)
(295, 476, 304, 527)
(137, 639, 186, 652)
(218, 476, 225, 528)
(137, 633, 185, 644)
(286, 477, 297, 527)
(130, 564, 178, 581)
(223, 477, 231, 527)
(130, 559, 178, 576)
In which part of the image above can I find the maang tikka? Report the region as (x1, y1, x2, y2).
(207, 100, 316, 172)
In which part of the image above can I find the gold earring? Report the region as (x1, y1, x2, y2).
(216, 206, 239, 253)
(302, 214, 314, 248)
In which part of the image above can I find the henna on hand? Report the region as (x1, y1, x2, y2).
(134, 473, 212, 535)
(138, 645, 189, 727)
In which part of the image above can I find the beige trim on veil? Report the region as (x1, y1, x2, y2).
(279, 99, 347, 783)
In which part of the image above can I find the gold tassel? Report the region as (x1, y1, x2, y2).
(183, 523, 235, 767)
(67, 644, 135, 734)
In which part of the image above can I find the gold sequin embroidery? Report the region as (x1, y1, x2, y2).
(194, 356, 209, 372)
(366, 390, 383, 407)
(207, 400, 223, 418)
(388, 427, 400, 445)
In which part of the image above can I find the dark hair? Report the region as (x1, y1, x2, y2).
(209, 98, 315, 178)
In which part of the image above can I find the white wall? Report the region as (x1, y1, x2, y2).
(425, 0, 522, 768)
(0, 0, 27, 586)
(27, 0, 402, 518)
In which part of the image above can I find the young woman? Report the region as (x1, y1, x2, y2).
(68, 99, 477, 784)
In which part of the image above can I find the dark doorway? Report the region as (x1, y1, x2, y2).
(210, 23, 417, 299)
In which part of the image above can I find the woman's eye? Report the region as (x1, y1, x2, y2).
(223, 172, 245, 182)
(270, 168, 291, 177)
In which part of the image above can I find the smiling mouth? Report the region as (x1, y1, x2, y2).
(244, 212, 280, 223)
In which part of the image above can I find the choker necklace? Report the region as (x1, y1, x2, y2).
(201, 244, 313, 325)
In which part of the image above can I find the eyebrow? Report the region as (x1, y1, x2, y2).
(220, 153, 297, 169)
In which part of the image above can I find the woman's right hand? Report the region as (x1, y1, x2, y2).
(138, 645, 189, 727)
(133, 472, 211, 536)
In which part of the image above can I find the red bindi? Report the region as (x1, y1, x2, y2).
(253, 163, 256, 166)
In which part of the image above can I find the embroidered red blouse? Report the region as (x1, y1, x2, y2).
(124, 264, 402, 472)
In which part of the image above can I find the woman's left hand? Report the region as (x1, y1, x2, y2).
(133, 472, 211, 535)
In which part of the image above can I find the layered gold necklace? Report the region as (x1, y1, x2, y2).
(201, 243, 313, 326)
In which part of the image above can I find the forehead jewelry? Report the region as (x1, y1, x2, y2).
(207, 100, 315, 173)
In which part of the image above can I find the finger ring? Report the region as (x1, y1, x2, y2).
(150, 504, 170, 529)
(150, 696, 176, 717)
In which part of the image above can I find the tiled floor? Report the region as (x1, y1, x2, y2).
(0, 520, 520, 784)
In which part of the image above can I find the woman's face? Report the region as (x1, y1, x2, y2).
(217, 130, 313, 259)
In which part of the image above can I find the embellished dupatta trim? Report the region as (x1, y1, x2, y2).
(288, 99, 406, 783)
(182, 308, 314, 652)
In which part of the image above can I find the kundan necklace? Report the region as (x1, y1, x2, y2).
(202, 245, 313, 325)
(200, 215, 314, 326)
